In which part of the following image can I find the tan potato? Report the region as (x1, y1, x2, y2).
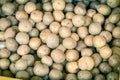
(29, 38, 41, 50)
(52, 63, 63, 71)
(99, 46, 112, 59)
(81, 48, 93, 57)
(36, 22, 47, 31)
(112, 27, 120, 38)
(65, 12, 75, 19)
(27, 67, 34, 76)
(93, 13, 105, 24)
(66, 62, 79, 73)
(28, 28, 39, 37)
(57, 44, 66, 52)
(100, 31, 112, 42)
(46, 33, 59, 48)
(87, 9, 96, 17)
(16, 71, 29, 79)
(53, 10, 64, 22)
(42, 2, 53, 11)
(84, 35, 93, 46)
(84, 16, 92, 26)
(77, 26, 88, 39)
(0, 42, 6, 49)
(33, 63, 49, 76)
(9, 53, 20, 63)
(0, 59, 10, 70)
(59, 26, 71, 38)
(52, 0, 65, 10)
(72, 15, 85, 27)
(65, 49, 79, 61)
(17, 45, 30, 56)
(63, 37, 77, 49)
(51, 49, 65, 63)
(15, 59, 28, 71)
(0, 48, 10, 58)
(71, 33, 79, 41)
(49, 69, 63, 80)
(104, 23, 115, 32)
(16, 0, 29, 4)
(7, 16, 18, 26)
(0, 32, 5, 41)
(64, 3, 74, 12)
(76, 41, 87, 51)
(65, 74, 77, 80)
(93, 36, 106, 48)
(15, 10, 28, 21)
(24, 2, 36, 14)
(61, 19, 73, 28)
(74, 5, 86, 15)
(15, 32, 29, 44)
(30, 10, 43, 23)
(78, 56, 94, 70)
(41, 56, 53, 66)
(108, 13, 120, 24)
(9, 63, 18, 74)
(37, 45, 50, 58)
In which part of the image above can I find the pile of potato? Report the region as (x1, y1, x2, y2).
(0, 0, 120, 80)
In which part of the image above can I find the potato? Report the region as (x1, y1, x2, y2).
(61, 19, 73, 29)
(17, 45, 30, 56)
(112, 27, 120, 38)
(9, 63, 18, 74)
(29, 38, 41, 50)
(77, 26, 88, 39)
(36, 22, 47, 31)
(43, 2, 53, 11)
(81, 48, 93, 57)
(63, 37, 77, 49)
(107, 0, 120, 8)
(49, 69, 63, 80)
(74, 5, 86, 15)
(72, 15, 85, 27)
(93, 13, 105, 24)
(30, 10, 43, 23)
(41, 56, 53, 66)
(64, 3, 74, 12)
(107, 72, 119, 80)
(92, 68, 100, 76)
(89, 23, 102, 35)
(31, 76, 43, 80)
(7, 16, 18, 26)
(37, 45, 50, 58)
(94, 74, 105, 80)
(33, 63, 49, 76)
(76, 41, 87, 51)
(65, 12, 75, 19)
(71, 33, 79, 41)
(16, 71, 30, 79)
(66, 62, 79, 73)
(112, 39, 120, 47)
(65, 74, 77, 80)
(52, 63, 63, 71)
(28, 28, 39, 37)
(57, 44, 66, 52)
(84, 35, 93, 46)
(59, 26, 71, 38)
(0, 18, 11, 31)
(0, 48, 10, 58)
(0, 32, 5, 41)
(2, 3, 15, 15)
(15, 59, 28, 71)
(84, 16, 92, 26)
(2, 70, 14, 77)
(9, 53, 20, 63)
(77, 70, 92, 80)
(46, 33, 59, 48)
(52, 0, 65, 10)
(53, 10, 64, 22)
(78, 56, 94, 70)
(99, 62, 112, 74)
(100, 31, 112, 42)
(51, 49, 65, 63)
(22, 54, 35, 66)
(93, 36, 106, 48)
(87, 9, 96, 17)
(15, 32, 29, 44)
(0, 58, 10, 70)
(108, 13, 120, 24)
(104, 23, 115, 32)
(49, 21, 61, 34)
(16, 0, 29, 4)
(6, 38, 18, 51)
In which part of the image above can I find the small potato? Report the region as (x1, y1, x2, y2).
(17, 45, 30, 56)
(66, 62, 79, 73)
(93, 13, 105, 24)
(49, 21, 61, 34)
(100, 31, 112, 42)
(41, 56, 53, 66)
(84, 35, 93, 46)
(64, 3, 74, 12)
(76, 41, 87, 51)
(51, 49, 65, 63)
(0, 42, 6, 49)
(9, 53, 20, 63)
(52, 0, 65, 10)
(9, 63, 18, 74)
(87, 9, 96, 17)
(94, 74, 105, 80)
(65, 74, 77, 80)
(43, 12, 54, 25)
(108, 14, 120, 24)
(0, 58, 10, 70)
(27, 67, 34, 76)
(37, 45, 50, 58)
(49, 69, 63, 80)
(16, 71, 30, 79)
(0, 48, 10, 58)
(65, 49, 79, 61)
(42, 2, 53, 11)
(112, 27, 120, 38)
(52, 63, 63, 71)
(6, 38, 18, 51)
(72, 15, 85, 27)
(46, 33, 59, 48)
(33, 63, 49, 76)
(78, 56, 94, 70)
(84, 16, 92, 26)
(15, 59, 28, 71)
(0, 18, 11, 31)
(92, 53, 102, 67)
(104, 23, 115, 32)
(99, 46, 112, 59)
(30, 10, 43, 23)
(59, 26, 71, 38)
(0, 32, 5, 41)
(15, 10, 28, 21)
(29, 38, 41, 50)
(81, 48, 93, 56)
(28, 28, 39, 37)
(53, 10, 64, 22)
(74, 5, 86, 15)
(71, 33, 79, 41)
(61, 19, 73, 29)
(89, 23, 102, 35)
(112, 39, 120, 47)
(93, 36, 106, 48)
(4, 27, 16, 39)
(7, 16, 18, 26)
(16, 32, 29, 44)
(21, 54, 35, 66)
(77, 26, 88, 39)
(57, 44, 66, 52)
(36, 22, 47, 31)
(24, 2, 36, 14)
(65, 12, 75, 19)
(63, 37, 77, 49)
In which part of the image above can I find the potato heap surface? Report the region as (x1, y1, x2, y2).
(0, 0, 120, 80)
